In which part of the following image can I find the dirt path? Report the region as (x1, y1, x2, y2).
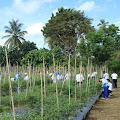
(86, 80, 120, 120)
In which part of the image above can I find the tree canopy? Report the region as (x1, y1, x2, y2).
(42, 7, 94, 60)
(2, 19, 27, 48)
(77, 20, 120, 65)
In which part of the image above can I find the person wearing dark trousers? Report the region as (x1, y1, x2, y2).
(111, 72, 118, 89)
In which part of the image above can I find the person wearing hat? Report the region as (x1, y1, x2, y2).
(24, 73, 29, 81)
(15, 73, 20, 80)
(57, 72, 60, 81)
(11, 77, 17, 81)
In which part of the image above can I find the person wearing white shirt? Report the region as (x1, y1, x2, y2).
(103, 71, 109, 80)
(57, 72, 60, 81)
(11, 77, 17, 81)
(111, 72, 118, 89)
(65, 71, 71, 80)
(15, 73, 20, 80)
(99, 78, 108, 87)
(76, 73, 84, 83)
(60, 74, 63, 81)
(24, 73, 29, 81)
(91, 71, 97, 79)
(107, 79, 112, 95)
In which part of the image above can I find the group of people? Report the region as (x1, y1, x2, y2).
(49, 72, 64, 83)
(49, 70, 98, 84)
(100, 71, 118, 99)
(10, 73, 29, 81)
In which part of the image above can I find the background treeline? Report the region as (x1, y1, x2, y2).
(0, 7, 120, 74)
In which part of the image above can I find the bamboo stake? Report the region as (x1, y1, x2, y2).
(5, 48, 16, 120)
(25, 59, 29, 98)
(43, 57, 46, 98)
(89, 61, 92, 91)
(0, 66, 1, 105)
(40, 71, 43, 118)
(53, 53, 59, 110)
(75, 56, 77, 101)
(86, 57, 89, 92)
(68, 54, 70, 104)
(29, 61, 31, 89)
(79, 58, 82, 104)
(16, 62, 20, 96)
(33, 66, 35, 88)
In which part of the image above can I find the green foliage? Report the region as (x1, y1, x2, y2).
(21, 46, 66, 67)
(0, 72, 101, 119)
(2, 19, 27, 48)
(42, 7, 94, 59)
(77, 21, 120, 65)
(21, 48, 52, 67)
(106, 51, 120, 75)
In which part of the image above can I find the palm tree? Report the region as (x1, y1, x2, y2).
(97, 19, 109, 29)
(2, 19, 27, 48)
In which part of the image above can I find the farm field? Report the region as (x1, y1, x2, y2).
(0, 64, 102, 120)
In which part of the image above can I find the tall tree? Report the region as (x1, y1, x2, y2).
(79, 23, 120, 65)
(42, 7, 94, 60)
(2, 19, 27, 48)
(97, 19, 109, 29)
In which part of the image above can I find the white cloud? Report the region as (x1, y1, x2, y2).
(13, 0, 41, 14)
(25, 22, 49, 49)
(52, 8, 58, 15)
(0, 39, 6, 46)
(26, 22, 44, 35)
(77, 1, 96, 12)
(13, 0, 56, 14)
(0, 32, 6, 46)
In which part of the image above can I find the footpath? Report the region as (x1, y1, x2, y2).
(86, 80, 120, 120)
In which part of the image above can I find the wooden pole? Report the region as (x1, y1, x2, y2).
(0, 66, 1, 105)
(43, 57, 46, 98)
(80, 58, 82, 104)
(16, 62, 20, 96)
(53, 53, 59, 110)
(75, 56, 77, 101)
(40, 71, 43, 118)
(68, 54, 70, 104)
(86, 57, 89, 92)
(89, 61, 92, 91)
(5, 48, 16, 120)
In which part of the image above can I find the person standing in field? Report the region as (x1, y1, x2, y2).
(65, 71, 71, 80)
(111, 72, 118, 89)
(24, 73, 29, 81)
(103, 71, 109, 80)
(91, 70, 97, 79)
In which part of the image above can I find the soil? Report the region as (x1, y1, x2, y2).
(85, 80, 120, 120)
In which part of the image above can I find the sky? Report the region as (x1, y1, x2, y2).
(0, 0, 120, 49)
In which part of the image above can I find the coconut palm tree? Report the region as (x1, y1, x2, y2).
(97, 19, 109, 29)
(2, 19, 27, 48)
